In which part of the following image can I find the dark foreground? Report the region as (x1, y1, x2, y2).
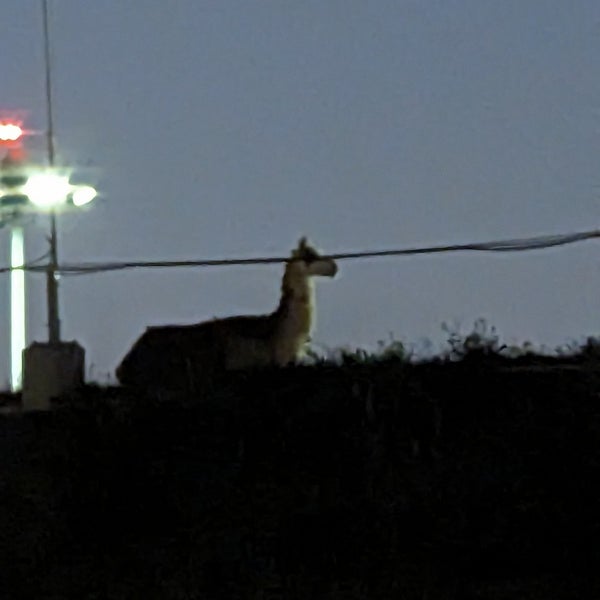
(1, 349, 599, 599)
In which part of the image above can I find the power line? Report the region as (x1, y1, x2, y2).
(1, 227, 597, 277)
(0, 250, 49, 275)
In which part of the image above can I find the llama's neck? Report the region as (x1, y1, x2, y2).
(272, 265, 315, 359)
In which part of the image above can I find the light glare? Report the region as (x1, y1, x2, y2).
(22, 172, 71, 208)
(0, 123, 23, 141)
(10, 227, 25, 391)
(71, 185, 97, 207)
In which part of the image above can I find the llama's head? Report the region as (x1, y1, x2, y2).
(290, 236, 338, 278)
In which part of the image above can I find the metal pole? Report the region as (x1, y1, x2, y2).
(42, 0, 60, 343)
(47, 213, 60, 342)
(10, 226, 26, 390)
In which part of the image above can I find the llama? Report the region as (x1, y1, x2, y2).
(115, 237, 338, 389)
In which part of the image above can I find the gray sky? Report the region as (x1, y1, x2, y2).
(1, 0, 599, 384)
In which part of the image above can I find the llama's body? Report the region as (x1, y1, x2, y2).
(116, 238, 337, 389)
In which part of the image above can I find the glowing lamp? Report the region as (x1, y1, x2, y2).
(0, 122, 23, 142)
(22, 172, 71, 208)
(71, 185, 97, 207)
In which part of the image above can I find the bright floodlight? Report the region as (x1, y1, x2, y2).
(22, 172, 71, 208)
(71, 185, 97, 207)
(0, 122, 23, 141)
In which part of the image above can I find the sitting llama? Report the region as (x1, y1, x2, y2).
(115, 237, 338, 389)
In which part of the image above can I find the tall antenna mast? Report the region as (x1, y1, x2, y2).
(42, 0, 55, 167)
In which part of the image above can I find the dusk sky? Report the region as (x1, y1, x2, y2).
(1, 1, 599, 385)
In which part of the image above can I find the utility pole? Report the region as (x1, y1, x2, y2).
(42, 0, 60, 343)
(10, 0, 97, 408)
(47, 211, 60, 342)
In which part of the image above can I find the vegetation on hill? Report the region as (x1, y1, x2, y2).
(1, 325, 600, 598)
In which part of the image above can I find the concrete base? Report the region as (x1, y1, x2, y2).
(22, 341, 85, 411)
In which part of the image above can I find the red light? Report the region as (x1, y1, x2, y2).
(0, 122, 23, 142)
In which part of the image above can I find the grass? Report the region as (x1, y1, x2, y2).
(1, 322, 600, 598)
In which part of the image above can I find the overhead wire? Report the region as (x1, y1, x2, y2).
(2, 227, 597, 277)
(0, 249, 51, 275)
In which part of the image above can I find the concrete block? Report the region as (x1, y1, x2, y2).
(22, 341, 85, 411)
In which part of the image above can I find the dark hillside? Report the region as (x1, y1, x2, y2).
(1, 348, 600, 598)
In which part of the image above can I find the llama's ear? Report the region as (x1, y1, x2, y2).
(292, 236, 308, 257)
